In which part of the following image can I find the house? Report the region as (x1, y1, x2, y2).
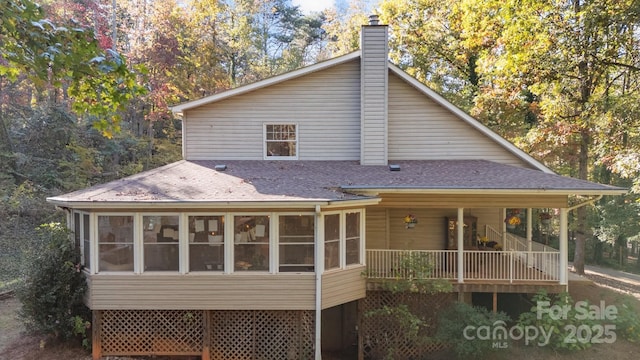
(47, 15, 625, 360)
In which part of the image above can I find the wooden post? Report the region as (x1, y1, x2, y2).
(92, 311, 102, 360)
(357, 299, 364, 360)
(202, 310, 211, 360)
(457, 208, 464, 283)
(492, 292, 498, 313)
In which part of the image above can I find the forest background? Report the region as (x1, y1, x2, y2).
(1, 0, 640, 289)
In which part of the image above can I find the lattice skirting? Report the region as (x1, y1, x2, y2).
(94, 309, 315, 360)
(361, 291, 456, 359)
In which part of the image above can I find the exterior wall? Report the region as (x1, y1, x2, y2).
(387, 73, 530, 167)
(183, 61, 361, 161)
(321, 266, 366, 309)
(367, 207, 496, 250)
(365, 208, 388, 249)
(365, 192, 568, 251)
(360, 24, 388, 165)
(86, 274, 315, 310)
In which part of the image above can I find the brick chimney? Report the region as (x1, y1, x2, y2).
(360, 14, 388, 165)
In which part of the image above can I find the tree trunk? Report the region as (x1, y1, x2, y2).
(0, 80, 19, 186)
(572, 128, 590, 275)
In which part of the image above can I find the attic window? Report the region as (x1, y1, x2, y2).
(264, 124, 297, 159)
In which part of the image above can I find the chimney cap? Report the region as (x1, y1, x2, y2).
(368, 14, 380, 25)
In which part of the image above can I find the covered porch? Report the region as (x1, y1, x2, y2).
(362, 203, 571, 292)
(366, 222, 561, 284)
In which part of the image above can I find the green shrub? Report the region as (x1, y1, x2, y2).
(380, 252, 453, 294)
(436, 302, 511, 359)
(365, 303, 433, 360)
(614, 301, 640, 342)
(17, 222, 90, 346)
(517, 291, 597, 351)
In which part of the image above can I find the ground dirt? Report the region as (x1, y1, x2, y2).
(2, 268, 640, 360)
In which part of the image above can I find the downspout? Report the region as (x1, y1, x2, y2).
(314, 205, 323, 360)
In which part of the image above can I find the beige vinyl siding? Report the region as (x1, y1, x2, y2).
(365, 208, 388, 249)
(386, 208, 446, 250)
(367, 204, 560, 251)
(471, 208, 504, 233)
(321, 266, 366, 309)
(183, 61, 361, 161)
(360, 25, 388, 165)
(87, 274, 315, 310)
(388, 73, 529, 167)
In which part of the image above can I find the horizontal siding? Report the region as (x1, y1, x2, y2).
(321, 266, 366, 309)
(361, 26, 388, 165)
(184, 61, 361, 161)
(388, 73, 529, 167)
(368, 207, 501, 251)
(88, 274, 315, 310)
(385, 208, 446, 250)
(365, 208, 387, 249)
(367, 206, 549, 251)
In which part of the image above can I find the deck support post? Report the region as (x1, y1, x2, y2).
(457, 208, 464, 283)
(492, 292, 498, 313)
(92, 310, 102, 360)
(202, 310, 211, 360)
(559, 208, 568, 285)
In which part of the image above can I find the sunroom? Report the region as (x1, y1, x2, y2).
(73, 209, 365, 276)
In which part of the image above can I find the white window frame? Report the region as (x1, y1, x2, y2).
(263, 123, 298, 160)
(275, 212, 316, 273)
(323, 211, 342, 271)
(232, 213, 273, 273)
(95, 213, 136, 274)
(344, 210, 364, 267)
(185, 213, 227, 273)
(73, 211, 93, 274)
(140, 213, 182, 273)
(323, 208, 365, 272)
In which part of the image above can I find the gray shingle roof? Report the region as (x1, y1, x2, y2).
(47, 160, 625, 206)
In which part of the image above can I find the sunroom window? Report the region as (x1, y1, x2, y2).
(234, 215, 270, 271)
(74, 212, 91, 270)
(265, 124, 297, 159)
(345, 211, 361, 266)
(143, 215, 179, 271)
(279, 215, 315, 272)
(98, 215, 134, 272)
(73, 212, 81, 263)
(189, 215, 224, 271)
(324, 214, 340, 270)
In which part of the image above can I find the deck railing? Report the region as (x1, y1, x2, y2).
(366, 249, 560, 283)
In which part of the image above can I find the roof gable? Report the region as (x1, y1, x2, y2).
(387, 64, 552, 173)
(170, 51, 361, 113)
(170, 52, 554, 173)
